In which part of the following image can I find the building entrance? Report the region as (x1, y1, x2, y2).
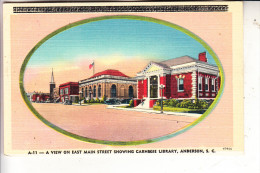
(150, 76, 158, 98)
(111, 84, 117, 98)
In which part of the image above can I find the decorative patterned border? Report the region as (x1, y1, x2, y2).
(13, 5, 228, 13)
(19, 15, 225, 146)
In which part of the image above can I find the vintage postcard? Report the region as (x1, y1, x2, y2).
(3, 2, 243, 155)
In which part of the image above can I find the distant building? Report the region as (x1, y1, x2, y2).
(31, 92, 50, 102)
(53, 87, 60, 102)
(79, 69, 137, 100)
(50, 68, 56, 100)
(59, 82, 79, 103)
(135, 52, 220, 108)
(26, 92, 35, 102)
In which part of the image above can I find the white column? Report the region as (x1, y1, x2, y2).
(137, 80, 139, 99)
(147, 77, 150, 98)
(157, 74, 160, 98)
(191, 71, 197, 99)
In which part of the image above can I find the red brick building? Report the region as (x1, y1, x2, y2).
(59, 82, 79, 103)
(135, 52, 220, 108)
(31, 92, 50, 102)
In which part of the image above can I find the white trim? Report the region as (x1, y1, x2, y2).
(147, 77, 150, 98)
(79, 75, 136, 84)
(137, 62, 166, 73)
(191, 71, 197, 99)
(157, 74, 160, 98)
(79, 79, 137, 87)
(136, 80, 139, 99)
(137, 69, 171, 77)
(137, 62, 219, 81)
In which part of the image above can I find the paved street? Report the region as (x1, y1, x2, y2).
(32, 103, 197, 142)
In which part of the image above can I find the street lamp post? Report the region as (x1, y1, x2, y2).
(159, 84, 165, 113)
(79, 90, 82, 105)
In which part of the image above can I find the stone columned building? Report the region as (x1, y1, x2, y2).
(79, 69, 137, 100)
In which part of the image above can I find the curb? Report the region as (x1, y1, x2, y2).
(107, 105, 202, 118)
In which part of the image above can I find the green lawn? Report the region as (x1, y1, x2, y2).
(72, 102, 104, 105)
(117, 105, 133, 108)
(153, 105, 205, 113)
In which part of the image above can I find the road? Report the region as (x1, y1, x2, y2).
(32, 103, 197, 142)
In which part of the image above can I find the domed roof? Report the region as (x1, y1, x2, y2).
(89, 69, 129, 79)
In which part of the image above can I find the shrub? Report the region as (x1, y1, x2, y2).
(129, 100, 134, 107)
(153, 98, 210, 110)
(188, 106, 193, 109)
(100, 96, 106, 103)
(90, 99, 95, 103)
(169, 99, 178, 107)
(200, 100, 209, 109)
(95, 98, 100, 103)
(156, 100, 163, 106)
(74, 97, 79, 103)
(193, 99, 209, 109)
(163, 100, 169, 105)
(180, 99, 193, 108)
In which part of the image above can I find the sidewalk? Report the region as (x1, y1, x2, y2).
(107, 105, 202, 118)
(72, 104, 89, 106)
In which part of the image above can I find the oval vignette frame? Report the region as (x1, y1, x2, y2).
(19, 15, 225, 146)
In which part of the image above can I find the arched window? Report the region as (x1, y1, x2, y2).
(89, 86, 92, 98)
(98, 85, 101, 97)
(81, 88, 84, 98)
(111, 84, 117, 98)
(85, 87, 88, 97)
(129, 86, 134, 98)
(93, 86, 96, 97)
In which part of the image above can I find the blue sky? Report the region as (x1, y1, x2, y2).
(27, 19, 217, 67)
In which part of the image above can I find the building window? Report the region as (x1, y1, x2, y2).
(60, 89, 63, 95)
(211, 78, 215, 92)
(198, 76, 202, 91)
(129, 86, 134, 98)
(65, 88, 69, 94)
(98, 85, 101, 97)
(89, 86, 92, 98)
(81, 88, 84, 98)
(205, 78, 209, 91)
(178, 78, 184, 92)
(111, 84, 117, 98)
(85, 87, 88, 97)
(93, 86, 96, 97)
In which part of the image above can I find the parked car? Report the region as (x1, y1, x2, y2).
(104, 98, 121, 105)
(120, 99, 132, 104)
(63, 100, 72, 105)
(54, 98, 60, 103)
